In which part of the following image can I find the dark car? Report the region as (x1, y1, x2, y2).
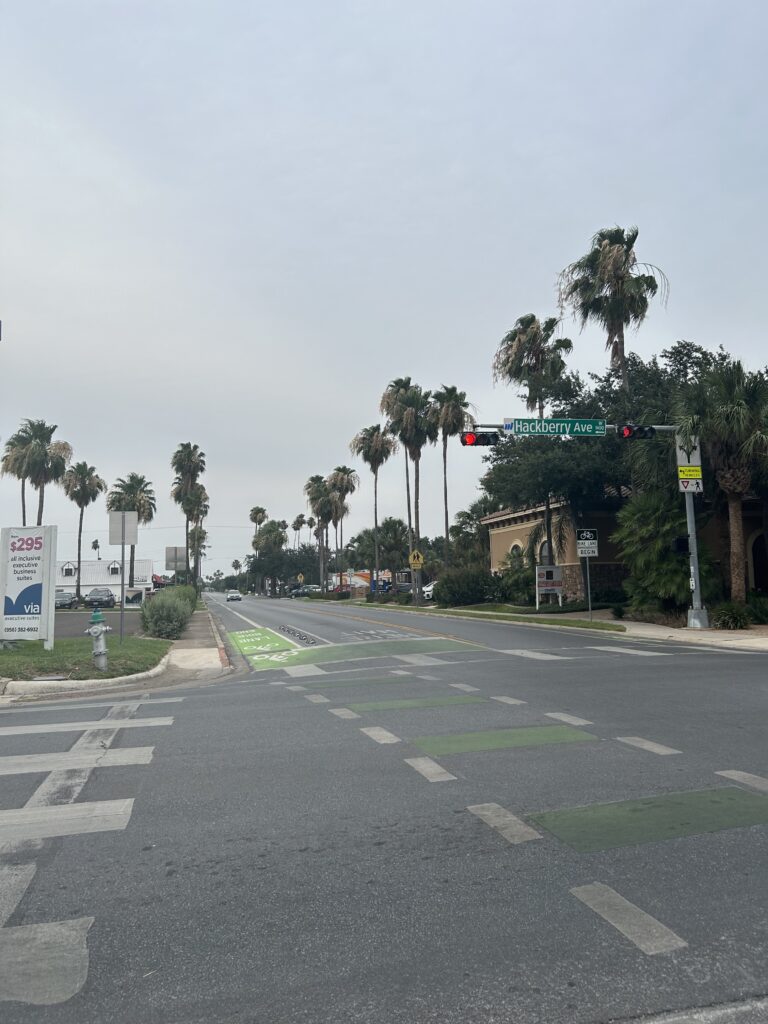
(55, 591, 79, 609)
(83, 588, 116, 608)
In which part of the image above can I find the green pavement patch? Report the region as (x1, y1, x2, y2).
(303, 676, 412, 689)
(531, 787, 768, 853)
(243, 637, 474, 671)
(229, 628, 295, 655)
(348, 696, 486, 712)
(412, 725, 596, 756)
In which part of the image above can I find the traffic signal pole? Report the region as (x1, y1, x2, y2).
(684, 489, 708, 628)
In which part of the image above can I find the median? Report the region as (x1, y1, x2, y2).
(0, 636, 172, 684)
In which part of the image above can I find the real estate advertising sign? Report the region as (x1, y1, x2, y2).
(0, 526, 57, 647)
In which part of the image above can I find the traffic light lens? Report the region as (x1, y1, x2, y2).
(464, 432, 477, 445)
(621, 426, 633, 438)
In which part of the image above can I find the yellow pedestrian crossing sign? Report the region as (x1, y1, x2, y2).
(408, 550, 424, 569)
(297, 573, 304, 584)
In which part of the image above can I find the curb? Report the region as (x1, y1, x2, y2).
(2, 654, 173, 696)
(207, 609, 232, 669)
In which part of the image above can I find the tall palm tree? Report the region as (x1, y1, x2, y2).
(291, 514, 306, 549)
(304, 476, 333, 588)
(9, 420, 73, 525)
(107, 473, 157, 587)
(249, 506, 268, 529)
(305, 515, 316, 546)
(171, 443, 206, 580)
(327, 465, 359, 569)
(677, 361, 768, 603)
(559, 226, 667, 396)
(91, 538, 101, 560)
(182, 483, 210, 586)
(1, 421, 36, 525)
(493, 314, 573, 565)
(393, 384, 438, 599)
(232, 559, 242, 579)
(63, 462, 107, 600)
(188, 525, 208, 579)
(381, 377, 415, 552)
(350, 424, 397, 592)
(431, 387, 475, 568)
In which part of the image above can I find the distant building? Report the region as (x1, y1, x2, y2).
(55, 559, 154, 599)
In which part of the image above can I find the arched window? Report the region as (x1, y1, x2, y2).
(61, 561, 76, 578)
(108, 561, 121, 577)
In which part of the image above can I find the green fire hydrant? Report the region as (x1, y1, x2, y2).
(85, 606, 112, 672)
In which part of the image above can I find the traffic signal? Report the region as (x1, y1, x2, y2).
(617, 424, 656, 440)
(460, 431, 499, 446)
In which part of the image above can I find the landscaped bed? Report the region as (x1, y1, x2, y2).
(0, 637, 172, 682)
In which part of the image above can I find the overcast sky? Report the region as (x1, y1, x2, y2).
(2, 1, 766, 575)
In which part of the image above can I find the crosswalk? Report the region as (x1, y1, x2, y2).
(0, 697, 178, 1007)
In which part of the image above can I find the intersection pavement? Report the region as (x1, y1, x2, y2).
(0, 594, 766, 1023)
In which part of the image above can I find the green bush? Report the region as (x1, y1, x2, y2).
(711, 602, 751, 630)
(747, 593, 768, 624)
(433, 569, 493, 607)
(395, 592, 412, 605)
(173, 585, 198, 612)
(141, 590, 193, 639)
(307, 591, 350, 601)
(611, 603, 626, 620)
(488, 563, 535, 605)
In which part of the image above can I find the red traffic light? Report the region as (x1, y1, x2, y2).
(460, 431, 499, 446)
(617, 423, 656, 440)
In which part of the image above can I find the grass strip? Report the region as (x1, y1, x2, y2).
(0, 637, 171, 681)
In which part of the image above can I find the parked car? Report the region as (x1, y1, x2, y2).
(83, 588, 116, 608)
(290, 585, 322, 598)
(226, 590, 242, 602)
(55, 590, 79, 609)
(422, 581, 436, 601)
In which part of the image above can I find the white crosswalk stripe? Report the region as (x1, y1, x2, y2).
(498, 649, 572, 661)
(0, 699, 178, 1006)
(586, 646, 673, 657)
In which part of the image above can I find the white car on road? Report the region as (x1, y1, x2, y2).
(422, 581, 436, 601)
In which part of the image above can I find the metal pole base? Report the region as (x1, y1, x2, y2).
(687, 608, 710, 629)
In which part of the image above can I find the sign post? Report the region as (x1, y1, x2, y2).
(576, 529, 599, 621)
(676, 436, 708, 629)
(110, 511, 138, 643)
(1, 526, 57, 649)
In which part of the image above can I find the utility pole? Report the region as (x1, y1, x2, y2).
(676, 434, 708, 629)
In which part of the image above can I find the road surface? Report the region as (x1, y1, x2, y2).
(1, 593, 767, 1023)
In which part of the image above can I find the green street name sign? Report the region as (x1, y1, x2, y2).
(504, 418, 606, 437)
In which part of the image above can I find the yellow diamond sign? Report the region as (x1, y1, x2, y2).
(409, 550, 424, 569)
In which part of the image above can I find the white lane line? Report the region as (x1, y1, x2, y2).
(394, 654, 445, 666)
(716, 770, 768, 794)
(545, 712, 593, 726)
(268, 681, 287, 686)
(284, 665, 326, 677)
(304, 694, 330, 704)
(586, 646, 673, 657)
(490, 695, 527, 706)
(617, 736, 682, 756)
(329, 708, 361, 720)
(495, 647, 573, 663)
(467, 803, 542, 845)
(0, 717, 173, 737)
(360, 726, 400, 744)
(286, 685, 307, 692)
(0, 799, 134, 843)
(390, 670, 411, 676)
(571, 882, 687, 955)
(0, 748, 154, 776)
(404, 756, 456, 782)
(0, 698, 182, 715)
(0, 916, 95, 1006)
(417, 675, 439, 680)
(450, 683, 480, 692)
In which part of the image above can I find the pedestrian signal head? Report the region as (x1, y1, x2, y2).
(460, 431, 499, 446)
(617, 423, 656, 440)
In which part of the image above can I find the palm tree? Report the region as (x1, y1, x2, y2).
(91, 538, 101, 560)
(188, 525, 208, 578)
(328, 465, 359, 572)
(8, 420, 73, 525)
(171, 443, 206, 580)
(304, 476, 333, 588)
(232, 559, 242, 580)
(1, 421, 36, 525)
(107, 474, 157, 587)
(392, 384, 438, 599)
(559, 226, 667, 396)
(291, 514, 306, 549)
(677, 361, 768, 603)
(249, 506, 268, 529)
(350, 424, 397, 592)
(493, 314, 573, 567)
(63, 462, 107, 600)
(381, 377, 415, 552)
(305, 516, 316, 546)
(431, 387, 475, 568)
(182, 483, 209, 586)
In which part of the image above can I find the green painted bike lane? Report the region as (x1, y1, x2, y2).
(230, 635, 474, 670)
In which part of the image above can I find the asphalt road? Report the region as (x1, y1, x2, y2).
(2, 594, 768, 1023)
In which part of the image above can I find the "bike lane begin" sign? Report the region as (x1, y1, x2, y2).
(0, 526, 57, 646)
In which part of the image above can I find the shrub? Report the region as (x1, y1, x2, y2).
(711, 602, 751, 630)
(747, 593, 768, 625)
(433, 568, 493, 607)
(395, 592, 412, 605)
(141, 590, 193, 639)
(488, 563, 535, 606)
(307, 591, 350, 601)
(173, 585, 198, 612)
(611, 603, 626, 620)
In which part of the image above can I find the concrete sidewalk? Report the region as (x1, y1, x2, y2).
(0, 610, 232, 700)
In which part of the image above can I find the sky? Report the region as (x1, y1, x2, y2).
(2, 0, 766, 575)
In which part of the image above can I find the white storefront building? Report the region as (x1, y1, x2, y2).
(55, 559, 154, 601)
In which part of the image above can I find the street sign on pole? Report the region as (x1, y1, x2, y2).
(504, 418, 606, 437)
(165, 547, 187, 572)
(576, 529, 599, 558)
(408, 550, 424, 570)
(108, 511, 138, 546)
(535, 565, 563, 610)
(676, 434, 708, 628)
(676, 436, 704, 494)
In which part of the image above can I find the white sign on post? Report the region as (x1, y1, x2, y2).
(576, 529, 599, 558)
(676, 435, 704, 494)
(1, 526, 58, 648)
(109, 511, 138, 546)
